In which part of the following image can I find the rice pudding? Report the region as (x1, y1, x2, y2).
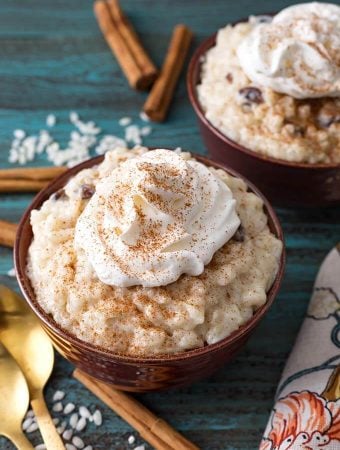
(27, 148, 282, 356)
(197, 3, 340, 164)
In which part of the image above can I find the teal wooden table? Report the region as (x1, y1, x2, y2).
(0, 1, 339, 449)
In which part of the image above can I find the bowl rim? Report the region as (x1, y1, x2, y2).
(14, 151, 286, 364)
(187, 31, 340, 171)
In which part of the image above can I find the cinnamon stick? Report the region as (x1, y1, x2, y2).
(0, 179, 48, 193)
(0, 166, 66, 181)
(106, 0, 158, 87)
(0, 220, 18, 247)
(94, 0, 157, 90)
(73, 369, 200, 450)
(143, 24, 193, 122)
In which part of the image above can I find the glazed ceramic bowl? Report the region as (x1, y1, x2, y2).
(187, 33, 340, 207)
(15, 153, 285, 392)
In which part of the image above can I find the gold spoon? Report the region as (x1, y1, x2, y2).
(0, 341, 34, 449)
(0, 284, 65, 450)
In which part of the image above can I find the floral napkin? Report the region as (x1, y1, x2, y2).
(260, 245, 340, 450)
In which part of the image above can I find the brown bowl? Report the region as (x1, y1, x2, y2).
(187, 33, 340, 207)
(15, 152, 285, 392)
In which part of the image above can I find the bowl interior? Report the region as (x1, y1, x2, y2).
(187, 32, 339, 171)
(15, 152, 285, 364)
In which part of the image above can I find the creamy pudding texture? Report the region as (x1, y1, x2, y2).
(198, 2, 340, 164)
(27, 148, 282, 356)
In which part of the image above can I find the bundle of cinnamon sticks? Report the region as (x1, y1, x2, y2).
(94, 0, 193, 122)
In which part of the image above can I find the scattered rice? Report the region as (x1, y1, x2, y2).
(7, 267, 16, 277)
(70, 111, 79, 123)
(22, 417, 34, 431)
(46, 391, 105, 449)
(79, 406, 91, 419)
(92, 410, 102, 426)
(36, 130, 52, 154)
(64, 403, 76, 414)
(26, 422, 39, 433)
(139, 111, 149, 122)
(69, 111, 100, 135)
(46, 114, 56, 127)
(34, 445, 47, 450)
(7, 112, 153, 167)
(75, 417, 87, 432)
(10, 135, 38, 165)
(69, 413, 79, 429)
(62, 429, 73, 441)
(140, 126, 152, 136)
(95, 135, 126, 155)
(53, 402, 63, 412)
(65, 444, 77, 450)
(21, 388, 146, 450)
(57, 421, 67, 435)
(53, 390, 65, 402)
(119, 116, 132, 126)
(14, 129, 25, 139)
(72, 436, 85, 449)
(125, 125, 142, 145)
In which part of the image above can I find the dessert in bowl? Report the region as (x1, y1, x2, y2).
(187, 2, 340, 206)
(15, 147, 285, 391)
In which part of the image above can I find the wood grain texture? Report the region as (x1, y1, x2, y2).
(0, 1, 339, 449)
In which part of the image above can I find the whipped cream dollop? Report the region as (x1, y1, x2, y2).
(75, 149, 240, 288)
(237, 2, 340, 99)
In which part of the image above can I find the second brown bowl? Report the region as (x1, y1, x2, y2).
(187, 33, 340, 207)
(15, 153, 285, 392)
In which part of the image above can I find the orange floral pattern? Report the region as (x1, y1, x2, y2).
(260, 391, 340, 449)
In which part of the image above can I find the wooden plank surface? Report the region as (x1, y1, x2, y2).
(0, 1, 339, 449)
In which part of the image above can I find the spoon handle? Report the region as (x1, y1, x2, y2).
(31, 392, 65, 450)
(5, 430, 34, 450)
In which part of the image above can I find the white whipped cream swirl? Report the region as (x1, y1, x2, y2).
(75, 149, 240, 288)
(237, 2, 340, 99)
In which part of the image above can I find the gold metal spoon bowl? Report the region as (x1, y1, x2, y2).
(0, 284, 65, 450)
(0, 341, 33, 450)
